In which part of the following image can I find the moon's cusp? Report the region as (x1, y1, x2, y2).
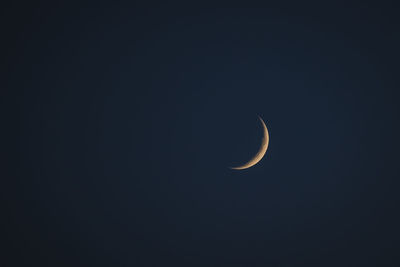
(230, 116, 269, 170)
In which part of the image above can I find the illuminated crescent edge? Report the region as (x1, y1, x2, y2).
(230, 116, 269, 170)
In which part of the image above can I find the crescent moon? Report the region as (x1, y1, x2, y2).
(230, 116, 269, 170)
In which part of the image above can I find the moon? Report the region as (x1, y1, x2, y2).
(230, 116, 269, 170)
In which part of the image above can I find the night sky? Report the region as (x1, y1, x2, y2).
(3, 2, 400, 266)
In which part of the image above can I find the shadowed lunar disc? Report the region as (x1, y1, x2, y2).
(230, 116, 269, 170)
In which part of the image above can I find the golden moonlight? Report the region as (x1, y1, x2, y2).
(230, 116, 269, 170)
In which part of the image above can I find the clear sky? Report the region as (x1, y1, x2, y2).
(3, 2, 400, 266)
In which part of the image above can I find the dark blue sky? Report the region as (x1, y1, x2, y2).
(3, 2, 400, 266)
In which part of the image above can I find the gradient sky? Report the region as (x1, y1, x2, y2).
(3, 2, 400, 266)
